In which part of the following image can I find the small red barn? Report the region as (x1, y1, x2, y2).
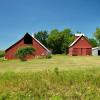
(69, 34, 92, 56)
(5, 33, 50, 60)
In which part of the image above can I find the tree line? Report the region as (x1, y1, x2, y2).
(34, 29, 74, 54)
(0, 27, 100, 57)
(34, 28, 100, 54)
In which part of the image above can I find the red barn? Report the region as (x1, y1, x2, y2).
(69, 34, 92, 56)
(5, 33, 50, 60)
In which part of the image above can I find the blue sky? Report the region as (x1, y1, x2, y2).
(0, 0, 100, 50)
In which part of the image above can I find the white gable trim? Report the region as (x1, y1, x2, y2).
(32, 36, 50, 53)
(69, 35, 83, 47)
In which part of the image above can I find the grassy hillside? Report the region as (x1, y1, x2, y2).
(0, 55, 100, 99)
(0, 55, 100, 72)
(0, 69, 100, 99)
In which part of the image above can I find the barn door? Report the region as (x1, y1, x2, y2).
(81, 48, 85, 56)
(86, 48, 91, 55)
(73, 48, 78, 56)
(98, 50, 100, 56)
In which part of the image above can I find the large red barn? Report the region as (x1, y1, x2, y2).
(69, 34, 92, 56)
(5, 33, 50, 60)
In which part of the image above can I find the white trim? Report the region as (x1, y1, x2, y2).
(69, 35, 83, 47)
(75, 33, 84, 36)
(92, 47, 100, 50)
(32, 36, 50, 53)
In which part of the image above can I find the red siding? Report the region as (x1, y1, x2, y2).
(5, 35, 49, 60)
(69, 36, 92, 56)
(33, 38, 48, 56)
(72, 37, 91, 48)
(5, 39, 24, 59)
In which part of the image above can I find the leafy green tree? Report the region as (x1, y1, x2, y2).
(48, 29, 74, 54)
(34, 31, 48, 47)
(16, 46, 36, 61)
(61, 29, 74, 53)
(0, 50, 5, 58)
(76, 32, 82, 34)
(94, 27, 100, 45)
(48, 29, 62, 54)
(89, 38, 98, 47)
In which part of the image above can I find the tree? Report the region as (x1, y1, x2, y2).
(16, 46, 36, 61)
(89, 38, 98, 47)
(34, 31, 49, 47)
(48, 29, 74, 54)
(48, 29, 61, 54)
(76, 32, 82, 34)
(94, 27, 100, 45)
(61, 29, 74, 53)
(0, 50, 5, 58)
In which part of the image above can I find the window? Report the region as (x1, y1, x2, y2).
(24, 34, 33, 44)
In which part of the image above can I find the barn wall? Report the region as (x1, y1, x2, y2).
(73, 37, 92, 48)
(69, 36, 92, 56)
(5, 39, 24, 59)
(32, 39, 48, 56)
(5, 37, 49, 60)
(68, 47, 73, 55)
(92, 48, 100, 56)
(69, 48, 92, 56)
(92, 49, 98, 56)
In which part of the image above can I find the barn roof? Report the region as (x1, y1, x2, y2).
(69, 35, 92, 48)
(5, 33, 50, 53)
(69, 35, 83, 47)
(92, 47, 100, 50)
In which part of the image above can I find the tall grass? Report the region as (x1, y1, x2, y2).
(0, 68, 100, 99)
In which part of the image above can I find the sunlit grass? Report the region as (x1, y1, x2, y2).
(0, 69, 100, 99)
(0, 55, 100, 99)
(0, 55, 100, 72)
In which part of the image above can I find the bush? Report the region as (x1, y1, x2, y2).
(16, 46, 36, 61)
(46, 54, 52, 59)
(0, 50, 5, 58)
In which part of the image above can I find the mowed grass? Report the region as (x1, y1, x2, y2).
(0, 55, 100, 99)
(0, 55, 100, 72)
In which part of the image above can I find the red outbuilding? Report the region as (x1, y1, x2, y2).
(69, 34, 92, 56)
(5, 33, 50, 60)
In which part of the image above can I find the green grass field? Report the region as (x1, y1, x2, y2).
(0, 55, 100, 100)
(0, 55, 100, 72)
